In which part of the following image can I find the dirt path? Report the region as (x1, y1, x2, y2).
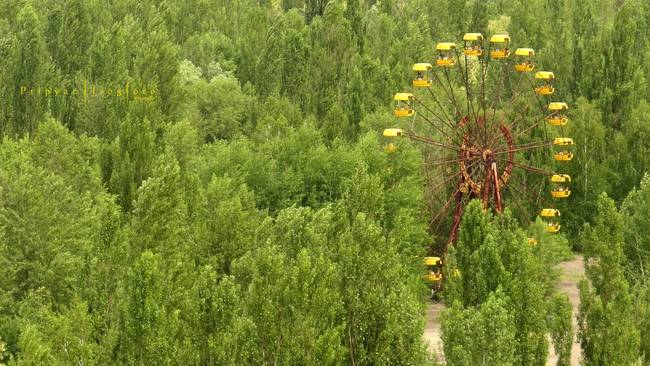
(423, 302, 445, 362)
(423, 255, 585, 365)
(547, 255, 584, 366)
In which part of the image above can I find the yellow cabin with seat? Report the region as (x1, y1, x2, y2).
(540, 208, 561, 218)
(535, 71, 555, 95)
(490, 34, 510, 59)
(436, 43, 457, 67)
(548, 102, 569, 126)
(394, 93, 415, 117)
(383, 129, 403, 153)
(551, 174, 571, 198)
(547, 222, 561, 233)
(553, 138, 574, 161)
(412, 63, 433, 87)
(540, 208, 561, 233)
(383, 128, 403, 137)
(514, 48, 535, 72)
(463, 33, 484, 56)
(423, 257, 443, 283)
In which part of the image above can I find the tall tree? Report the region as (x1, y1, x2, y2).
(443, 200, 550, 365)
(578, 193, 640, 365)
(621, 173, 650, 283)
(10, 4, 51, 137)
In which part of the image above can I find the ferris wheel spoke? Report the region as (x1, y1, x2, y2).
(407, 103, 463, 143)
(487, 63, 505, 120)
(423, 157, 467, 167)
(428, 181, 465, 230)
(525, 76, 551, 115)
(425, 178, 452, 208)
(409, 103, 486, 149)
(431, 70, 458, 116)
(483, 121, 507, 151)
(507, 175, 555, 211)
(424, 86, 458, 128)
(421, 159, 447, 208)
(500, 177, 533, 225)
(407, 132, 463, 152)
(508, 72, 531, 106)
(444, 69, 462, 118)
(421, 86, 480, 145)
(455, 48, 479, 123)
(494, 157, 555, 177)
(503, 77, 534, 133)
(511, 112, 556, 140)
(499, 178, 537, 225)
(493, 140, 554, 155)
(408, 99, 478, 145)
(486, 108, 532, 152)
(427, 158, 481, 199)
(508, 104, 532, 131)
(479, 53, 496, 146)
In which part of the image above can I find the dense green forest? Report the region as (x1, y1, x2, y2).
(0, 0, 649, 364)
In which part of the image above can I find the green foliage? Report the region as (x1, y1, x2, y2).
(548, 293, 574, 366)
(578, 193, 640, 365)
(635, 281, 650, 363)
(2, 0, 650, 363)
(622, 175, 650, 363)
(442, 200, 551, 365)
(442, 290, 516, 366)
(10, 4, 51, 137)
(621, 174, 650, 283)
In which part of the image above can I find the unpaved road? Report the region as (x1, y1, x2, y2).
(547, 255, 584, 366)
(423, 255, 585, 365)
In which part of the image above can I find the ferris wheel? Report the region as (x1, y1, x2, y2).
(383, 33, 574, 254)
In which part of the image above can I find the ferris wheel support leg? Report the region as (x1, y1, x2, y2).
(492, 162, 503, 214)
(481, 164, 491, 211)
(446, 186, 465, 249)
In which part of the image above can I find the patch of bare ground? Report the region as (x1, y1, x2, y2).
(423, 255, 585, 365)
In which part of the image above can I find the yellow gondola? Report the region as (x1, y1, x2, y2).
(514, 48, 535, 72)
(535, 71, 555, 95)
(548, 102, 569, 126)
(424, 256, 443, 283)
(540, 208, 561, 233)
(553, 138, 574, 161)
(463, 33, 484, 56)
(547, 222, 561, 233)
(490, 34, 510, 59)
(550, 174, 571, 198)
(394, 93, 415, 117)
(527, 237, 538, 246)
(436, 42, 457, 67)
(412, 63, 433, 87)
(383, 129, 403, 153)
(383, 128, 403, 137)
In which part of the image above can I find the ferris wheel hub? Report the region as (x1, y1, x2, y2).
(481, 149, 493, 161)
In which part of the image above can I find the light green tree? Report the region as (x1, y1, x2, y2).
(578, 193, 640, 365)
(548, 293, 574, 366)
(443, 200, 550, 365)
(10, 4, 51, 137)
(442, 290, 517, 366)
